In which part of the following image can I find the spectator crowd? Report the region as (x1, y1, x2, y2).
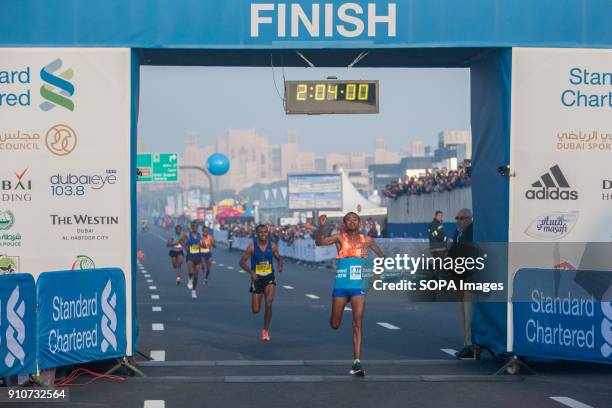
(382, 160, 471, 200)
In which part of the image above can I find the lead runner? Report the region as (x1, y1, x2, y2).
(315, 212, 385, 377)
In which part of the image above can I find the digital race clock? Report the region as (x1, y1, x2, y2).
(284, 80, 379, 114)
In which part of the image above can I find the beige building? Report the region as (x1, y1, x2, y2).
(438, 130, 472, 159)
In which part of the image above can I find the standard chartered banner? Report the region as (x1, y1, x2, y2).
(37, 268, 127, 370)
(509, 48, 612, 359)
(0, 273, 36, 377)
(0, 48, 133, 354)
(513, 269, 612, 364)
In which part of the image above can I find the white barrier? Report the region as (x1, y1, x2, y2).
(214, 230, 426, 262)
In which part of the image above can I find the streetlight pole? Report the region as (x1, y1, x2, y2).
(179, 165, 214, 207)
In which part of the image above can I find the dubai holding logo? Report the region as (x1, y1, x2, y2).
(100, 280, 117, 353)
(524, 211, 579, 240)
(39, 58, 75, 111)
(4, 286, 26, 368)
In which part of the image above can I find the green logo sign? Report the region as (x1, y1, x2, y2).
(0, 210, 15, 230)
(137, 153, 178, 183)
(0, 255, 18, 273)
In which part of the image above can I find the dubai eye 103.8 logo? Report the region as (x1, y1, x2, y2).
(39, 58, 75, 112)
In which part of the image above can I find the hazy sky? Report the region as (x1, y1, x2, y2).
(138, 66, 470, 155)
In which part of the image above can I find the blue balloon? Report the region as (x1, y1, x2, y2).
(206, 153, 230, 176)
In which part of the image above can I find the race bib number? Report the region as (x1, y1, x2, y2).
(189, 245, 200, 254)
(255, 262, 272, 276)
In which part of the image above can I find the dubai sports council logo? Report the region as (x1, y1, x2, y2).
(4, 286, 27, 368)
(39, 58, 75, 111)
(101, 280, 118, 353)
(71, 255, 95, 270)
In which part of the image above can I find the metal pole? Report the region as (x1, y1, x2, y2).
(179, 165, 214, 207)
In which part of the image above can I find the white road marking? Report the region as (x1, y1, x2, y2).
(212, 261, 216, 264)
(238, 270, 246, 274)
(282, 285, 294, 290)
(144, 274, 151, 278)
(377, 322, 400, 330)
(146, 279, 153, 283)
(218, 263, 225, 267)
(150, 350, 166, 361)
(549, 397, 594, 408)
(344, 307, 352, 311)
(440, 348, 458, 357)
(152, 323, 165, 331)
(149, 286, 157, 290)
(151, 294, 160, 300)
(144, 400, 165, 408)
(305, 294, 320, 299)
(227, 266, 234, 270)
(152, 306, 162, 312)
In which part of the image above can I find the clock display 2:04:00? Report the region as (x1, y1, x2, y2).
(295, 83, 372, 102)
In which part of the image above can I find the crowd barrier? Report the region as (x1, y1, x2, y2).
(0, 268, 128, 378)
(214, 230, 426, 262)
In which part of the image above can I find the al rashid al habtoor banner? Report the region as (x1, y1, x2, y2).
(0, 49, 133, 361)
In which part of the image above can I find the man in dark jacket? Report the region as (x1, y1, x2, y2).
(448, 208, 477, 360)
(428, 211, 447, 256)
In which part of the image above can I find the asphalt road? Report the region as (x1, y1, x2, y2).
(28, 227, 611, 408)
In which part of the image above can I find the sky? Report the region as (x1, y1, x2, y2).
(138, 66, 470, 156)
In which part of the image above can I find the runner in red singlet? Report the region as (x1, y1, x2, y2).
(315, 212, 385, 376)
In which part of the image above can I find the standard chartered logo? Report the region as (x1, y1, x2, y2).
(39, 58, 75, 112)
(601, 285, 612, 358)
(100, 280, 117, 353)
(4, 286, 26, 368)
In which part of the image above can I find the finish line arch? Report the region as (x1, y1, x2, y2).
(0, 0, 610, 373)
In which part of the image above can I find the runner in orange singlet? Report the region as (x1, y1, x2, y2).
(315, 212, 385, 376)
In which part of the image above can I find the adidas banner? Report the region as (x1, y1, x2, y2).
(37, 268, 127, 370)
(508, 48, 612, 363)
(0, 273, 36, 377)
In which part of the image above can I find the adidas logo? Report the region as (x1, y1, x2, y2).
(525, 165, 578, 201)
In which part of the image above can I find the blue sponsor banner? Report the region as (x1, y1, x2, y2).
(513, 268, 612, 365)
(0, 273, 36, 377)
(37, 268, 127, 370)
(335, 258, 374, 291)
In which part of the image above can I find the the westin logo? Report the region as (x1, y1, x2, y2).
(525, 165, 578, 201)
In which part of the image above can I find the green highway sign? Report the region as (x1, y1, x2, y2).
(137, 152, 179, 183)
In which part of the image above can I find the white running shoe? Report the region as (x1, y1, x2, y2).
(187, 278, 193, 289)
(191, 290, 197, 299)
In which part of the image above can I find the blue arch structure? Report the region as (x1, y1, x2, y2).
(2, 0, 610, 358)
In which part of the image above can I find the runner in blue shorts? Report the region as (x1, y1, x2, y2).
(316, 212, 385, 377)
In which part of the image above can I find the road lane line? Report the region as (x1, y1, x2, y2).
(305, 294, 320, 299)
(152, 323, 165, 331)
(238, 270, 246, 274)
(377, 322, 400, 330)
(152, 306, 162, 312)
(227, 266, 234, 270)
(149, 286, 157, 290)
(218, 263, 225, 267)
(549, 397, 594, 408)
(146, 279, 153, 283)
(144, 400, 165, 408)
(144, 274, 151, 278)
(344, 307, 352, 311)
(282, 285, 294, 290)
(150, 350, 166, 361)
(151, 295, 160, 300)
(440, 349, 458, 357)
